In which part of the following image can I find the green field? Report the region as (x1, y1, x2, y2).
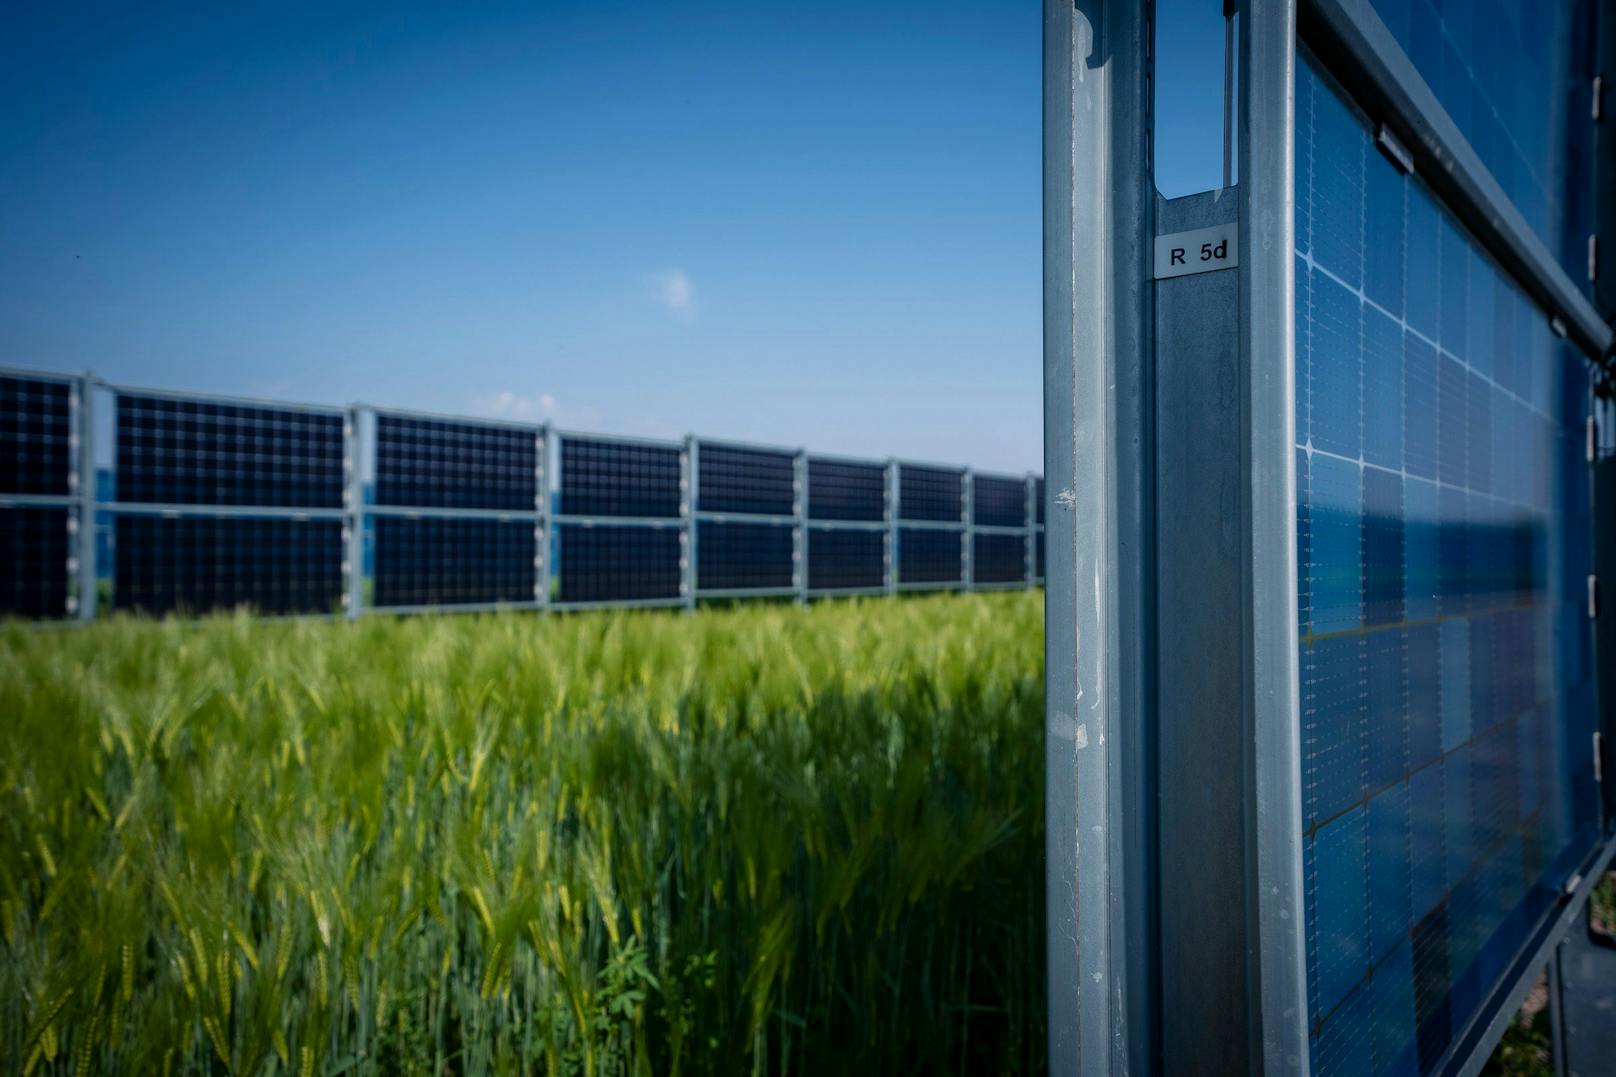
(0, 593, 1045, 1075)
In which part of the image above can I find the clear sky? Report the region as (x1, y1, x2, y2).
(2, 1, 1225, 475)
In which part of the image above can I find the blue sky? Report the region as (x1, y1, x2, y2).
(2, 1, 1224, 474)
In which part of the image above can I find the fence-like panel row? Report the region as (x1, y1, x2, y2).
(0, 373, 1045, 619)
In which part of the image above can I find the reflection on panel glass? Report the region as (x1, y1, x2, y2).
(559, 437, 681, 519)
(898, 528, 962, 585)
(0, 506, 70, 617)
(373, 517, 535, 607)
(1356, 0, 1593, 282)
(113, 515, 342, 615)
(375, 416, 536, 511)
(808, 458, 886, 522)
(556, 524, 680, 603)
(972, 532, 1026, 585)
(115, 396, 345, 509)
(696, 521, 793, 591)
(807, 528, 884, 591)
(697, 444, 795, 516)
(1296, 55, 1598, 1076)
(0, 375, 72, 497)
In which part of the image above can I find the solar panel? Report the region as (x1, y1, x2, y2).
(112, 515, 342, 615)
(898, 465, 963, 523)
(898, 528, 962, 585)
(696, 521, 793, 591)
(115, 395, 345, 508)
(972, 532, 1026, 585)
(0, 375, 73, 497)
(1035, 529, 1045, 581)
(373, 517, 536, 607)
(559, 437, 681, 518)
(1296, 54, 1599, 1076)
(375, 415, 537, 511)
(807, 528, 884, 591)
(556, 523, 681, 602)
(697, 443, 795, 516)
(972, 475, 1028, 528)
(1036, 478, 1046, 525)
(808, 457, 886, 522)
(0, 506, 71, 617)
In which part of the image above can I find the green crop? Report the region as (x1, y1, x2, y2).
(0, 591, 1045, 1075)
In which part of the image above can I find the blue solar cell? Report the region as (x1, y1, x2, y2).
(1, 375, 73, 497)
(373, 517, 536, 607)
(116, 396, 345, 509)
(972, 475, 1027, 528)
(113, 515, 342, 614)
(556, 523, 680, 602)
(897, 528, 961, 585)
(0, 506, 71, 617)
(698, 443, 795, 516)
(808, 458, 886, 522)
(375, 415, 537, 511)
(1035, 528, 1045, 580)
(971, 532, 1025, 585)
(898, 466, 963, 523)
(806, 528, 883, 591)
(559, 437, 681, 518)
(696, 521, 793, 591)
(1297, 52, 1599, 1067)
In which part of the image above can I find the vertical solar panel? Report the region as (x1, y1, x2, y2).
(1036, 477, 1046, 525)
(898, 465, 964, 522)
(972, 474, 1029, 528)
(807, 528, 884, 591)
(112, 516, 342, 615)
(556, 523, 681, 603)
(898, 528, 963, 586)
(1, 374, 73, 497)
(808, 457, 887, 521)
(373, 517, 536, 607)
(972, 532, 1026, 585)
(696, 521, 793, 591)
(559, 436, 681, 518)
(1036, 529, 1045, 581)
(697, 443, 795, 516)
(0, 507, 71, 617)
(115, 396, 345, 508)
(1296, 55, 1599, 1077)
(374, 415, 537, 510)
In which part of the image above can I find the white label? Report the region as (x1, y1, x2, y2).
(1153, 223, 1239, 280)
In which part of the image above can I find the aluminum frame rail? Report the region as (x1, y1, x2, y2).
(0, 367, 93, 620)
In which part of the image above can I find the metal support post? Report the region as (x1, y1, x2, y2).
(75, 373, 97, 620)
(884, 460, 898, 595)
(793, 449, 808, 604)
(961, 469, 974, 589)
(535, 426, 549, 610)
(1024, 473, 1037, 587)
(682, 435, 698, 609)
(345, 405, 365, 619)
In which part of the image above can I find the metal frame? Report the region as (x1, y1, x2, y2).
(0, 367, 87, 621)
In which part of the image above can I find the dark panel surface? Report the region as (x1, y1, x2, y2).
(375, 415, 537, 511)
(559, 437, 680, 518)
(0, 375, 72, 497)
(696, 521, 792, 591)
(972, 532, 1026, 584)
(697, 444, 794, 516)
(898, 528, 962, 584)
(0, 506, 70, 617)
(373, 517, 536, 607)
(973, 475, 1028, 528)
(807, 457, 886, 522)
(113, 515, 342, 615)
(556, 523, 680, 602)
(898, 466, 963, 523)
(807, 528, 884, 591)
(115, 396, 344, 508)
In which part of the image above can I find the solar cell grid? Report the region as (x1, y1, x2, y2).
(556, 523, 681, 603)
(899, 465, 963, 523)
(697, 444, 795, 516)
(0, 375, 73, 497)
(113, 515, 342, 615)
(559, 437, 681, 518)
(115, 395, 345, 509)
(375, 415, 537, 511)
(972, 532, 1026, 585)
(696, 521, 793, 591)
(1296, 54, 1599, 1076)
(806, 528, 884, 591)
(972, 475, 1028, 528)
(373, 517, 536, 607)
(0, 506, 71, 617)
(807, 457, 886, 521)
(898, 528, 962, 585)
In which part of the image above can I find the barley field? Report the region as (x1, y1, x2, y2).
(0, 592, 1045, 1076)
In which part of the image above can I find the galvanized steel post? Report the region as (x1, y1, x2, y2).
(75, 373, 97, 621)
